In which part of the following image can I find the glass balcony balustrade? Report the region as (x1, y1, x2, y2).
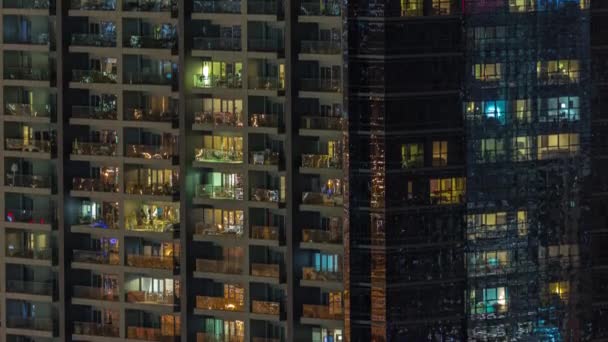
(73, 322, 120, 337)
(5, 208, 54, 225)
(196, 184, 244, 200)
(196, 296, 244, 312)
(196, 258, 242, 274)
(195, 148, 244, 163)
(300, 116, 344, 130)
(302, 304, 342, 320)
(301, 154, 342, 169)
(73, 249, 120, 265)
(250, 225, 278, 241)
(5, 103, 52, 118)
(194, 111, 243, 127)
(251, 300, 280, 315)
(195, 222, 244, 236)
(72, 177, 119, 192)
(302, 267, 342, 281)
(126, 254, 174, 269)
(5, 174, 51, 189)
(250, 263, 279, 278)
(192, 0, 240, 13)
(73, 285, 119, 301)
(5, 138, 52, 152)
(4, 67, 51, 81)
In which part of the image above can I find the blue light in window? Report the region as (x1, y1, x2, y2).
(484, 101, 506, 123)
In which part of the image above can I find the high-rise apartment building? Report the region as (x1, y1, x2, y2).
(0, 0, 605, 341)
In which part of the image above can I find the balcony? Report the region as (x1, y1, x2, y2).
(6, 247, 52, 260)
(71, 33, 116, 47)
(194, 74, 242, 89)
(7, 317, 54, 332)
(302, 304, 342, 320)
(127, 326, 162, 341)
(196, 185, 244, 201)
(193, 0, 240, 13)
(73, 285, 119, 301)
(252, 338, 281, 342)
(250, 263, 279, 278)
(248, 76, 283, 91)
(249, 150, 279, 166)
(302, 229, 342, 244)
(5, 208, 54, 225)
(300, 1, 340, 16)
(73, 249, 120, 265)
(252, 300, 280, 315)
(72, 177, 119, 193)
(300, 115, 343, 131)
(125, 107, 176, 123)
(126, 144, 175, 160)
(5, 174, 52, 189)
(197, 332, 244, 342)
(125, 182, 178, 197)
(126, 291, 174, 305)
(300, 41, 340, 55)
(70, 0, 116, 10)
(196, 258, 242, 274)
(126, 254, 174, 269)
(123, 36, 176, 50)
(4, 0, 52, 9)
(249, 114, 280, 129)
(123, 0, 173, 11)
(251, 188, 281, 203)
(72, 70, 117, 84)
(72, 141, 117, 157)
(72, 105, 118, 120)
(195, 222, 244, 237)
(301, 192, 343, 207)
(247, 0, 277, 14)
(196, 296, 244, 312)
(4, 67, 51, 81)
(5, 138, 52, 153)
(193, 37, 241, 51)
(302, 267, 342, 282)
(73, 322, 120, 337)
(248, 38, 284, 52)
(5, 103, 52, 119)
(6, 280, 54, 296)
(301, 154, 342, 169)
(250, 225, 279, 241)
(195, 148, 244, 164)
(127, 219, 177, 233)
(300, 78, 341, 93)
(124, 72, 173, 86)
(4, 33, 50, 46)
(194, 111, 243, 128)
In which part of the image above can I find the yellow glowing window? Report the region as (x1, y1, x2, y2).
(474, 63, 502, 82)
(471, 287, 508, 314)
(549, 281, 569, 300)
(509, 0, 535, 12)
(401, 143, 424, 168)
(432, 0, 451, 15)
(479, 138, 505, 163)
(517, 211, 528, 236)
(401, 0, 422, 16)
(514, 99, 531, 122)
(430, 177, 465, 204)
(432, 141, 448, 167)
(537, 59, 580, 84)
(513, 136, 532, 161)
(537, 133, 579, 159)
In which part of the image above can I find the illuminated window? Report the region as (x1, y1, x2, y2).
(478, 138, 505, 163)
(513, 136, 532, 161)
(432, 141, 448, 167)
(432, 0, 451, 15)
(401, 143, 423, 168)
(401, 0, 422, 16)
(468, 250, 508, 272)
(549, 281, 569, 300)
(537, 133, 579, 159)
(430, 177, 465, 204)
(509, 0, 535, 12)
(537, 59, 580, 84)
(194, 61, 243, 88)
(223, 284, 245, 310)
(203, 319, 244, 340)
(329, 291, 343, 315)
(484, 100, 506, 123)
(202, 208, 244, 235)
(513, 99, 531, 123)
(470, 26, 506, 49)
(314, 252, 341, 273)
(517, 211, 528, 236)
(474, 63, 502, 82)
(471, 287, 508, 314)
(542, 96, 580, 122)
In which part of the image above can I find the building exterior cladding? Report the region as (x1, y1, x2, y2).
(0, 0, 605, 342)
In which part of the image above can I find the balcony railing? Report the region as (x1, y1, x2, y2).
(72, 177, 119, 192)
(196, 296, 244, 311)
(73, 249, 120, 265)
(300, 1, 340, 16)
(4, 0, 52, 9)
(70, 0, 116, 10)
(248, 38, 284, 52)
(252, 300, 280, 315)
(249, 150, 279, 165)
(197, 332, 244, 342)
(125, 107, 176, 122)
(124, 72, 173, 86)
(123, 36, 176, 50)
(249, 113, 280, 128)
(127, 219, 178, 233)
(250, 225, 279, 241)
(73, 322, 120, 337)
(5, 174, 51, 188)
(6, 247, 52, 260)
(126, 144, 175, 160)
(302, 228, 342, 244)
(125, 182, 178, 196)
(126, 254, 174, 269)
(5, 138, 52, 152)
(301, 116, 344, 131)
(71, 33, 116, 47)
(251, 188, 281, 203)
(7, 317, 54, 331)
(123, 0, 173, 11)
(196, 185, 244, 200)
(300, 78, 341, 92)
(301, 192, 343, 206)
(301, 154, 342, 169)
(194, 74, 242, 89)
(302, 267, 342, 281)
(127, 326, 162, 341)
(4, 33, 50, 45)
(251, 263, 279, 278)
(72, 141, 117, 156)
(5, 103, 52, 118)
(194, 111, 243, 127)
(6, 280, 53, 296)
(127, 290, 174, 305)
(300, 40, 340, 54)
(73, 285, 119, 301)
(195, 148, 244, 164)
(5, 208, 54, 225)
(193, 0, 240, 13)
(252, 338, 281, 342)
(72, 69, 117, 84)
(247, 0, 276, 14)
(302, 304, 343, 320)
(193, 37, 241, 51)
(72, 105, 118, 120)
(4, 67, 51, 81)
(195, 222, 244, 236)
(248, 76, 283, 90)
(196, 258, 242, 274)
